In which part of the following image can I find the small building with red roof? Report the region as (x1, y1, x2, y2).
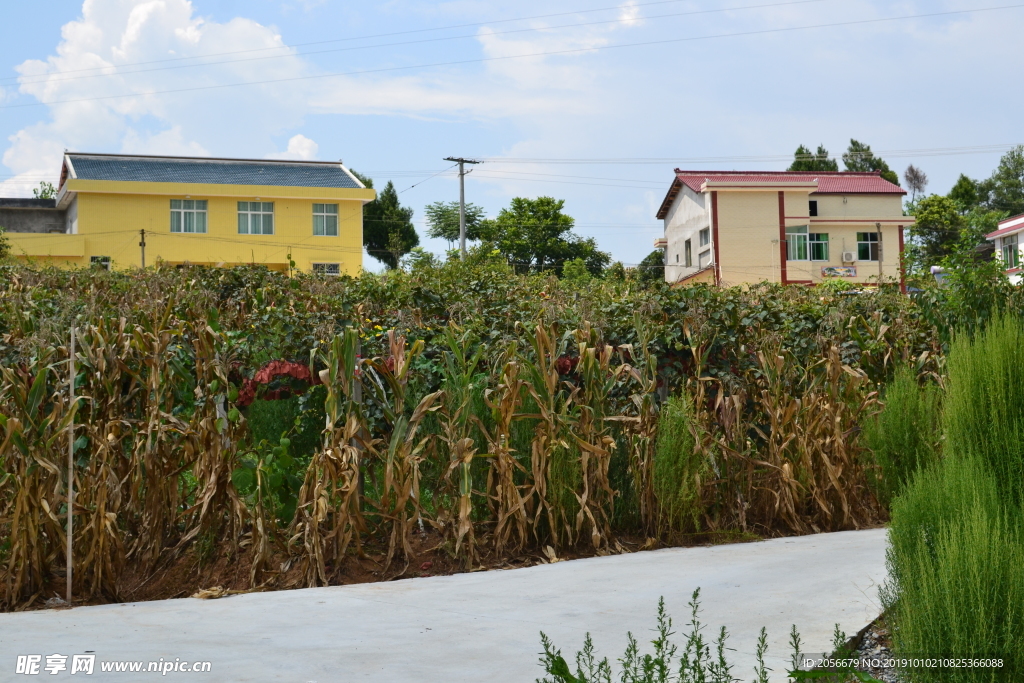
(655, 170, 913, 286)
(985, 212, 1024, 284)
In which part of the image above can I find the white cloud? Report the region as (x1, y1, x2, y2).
(267, 133, 318, 160)
(618, 2, 642, 28)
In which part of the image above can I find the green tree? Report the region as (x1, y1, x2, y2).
(985, 144, 1024, 216)
(480, 196, 610, 275)
(351, 170, 419, 269)
(948, 174, 981, 213)
(32, 181, 56, 199)
(906, 195, 964, 272)
(561, 257, 592, 285)
(424, 201, 486, 248)
(842, 139, 899, 185)
(0, 225, 10, 260)
(636, 248, 666, 286)
(787, 144, 838, 172)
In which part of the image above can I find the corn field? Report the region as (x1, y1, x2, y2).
(0, 260, 942, 610)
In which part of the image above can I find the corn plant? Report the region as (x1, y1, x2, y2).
(0, 347, 79, 608)
(290, 328, 368, 587)
(436, 324, 486, 566)
(362, 330, 442, 569)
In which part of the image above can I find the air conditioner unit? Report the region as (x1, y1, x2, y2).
(842, 251, 856, 263)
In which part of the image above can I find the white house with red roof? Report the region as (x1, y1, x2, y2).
(985, 212, 1024, 284)
(655, 170, 913, 287)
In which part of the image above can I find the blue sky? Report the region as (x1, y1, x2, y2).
(1, 0, 1021, 269)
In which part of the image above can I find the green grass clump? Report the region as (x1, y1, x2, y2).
(884, 460, 1024, 681)
(943, 315, 1024, 507)
(861, 365, 941, 504)
(653, 393, 705, 532)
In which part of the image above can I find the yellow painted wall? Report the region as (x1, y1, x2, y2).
(714, 190, 907, 286)
(812, 194, 903, 218)
(716, 191, 784, 285)
(13, 180, 373, 275)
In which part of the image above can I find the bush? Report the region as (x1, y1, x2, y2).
(861, 366, 941, 504)
(653, 393, 705, 532)
(884, 459, 1024, 681)
(944, 315, 1024, 507)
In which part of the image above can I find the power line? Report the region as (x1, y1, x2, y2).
(0, 0, 832, 86)
(3, 3, 1021, 111)
(8, 0, 838, 88)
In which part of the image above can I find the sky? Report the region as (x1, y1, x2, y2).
(0, 0, 1021, 269)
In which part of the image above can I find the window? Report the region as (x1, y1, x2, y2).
(312, 263, 340, 276)
(90, 256, 111, 270)
(313, 203, 339, 236)
(1002, 234, 1019, 269)
(238, 201, 275, 235)
(684, 239, 692, 267)
(675, 253, 679, 263)
(698, 249, 711, 268)
(699, 228, 711, 247)
(170, 199, 208, 233)
(809, 233, 829, 261)
(786, 225, 808, 261)
(808, 200, 818, 217)
(857, 232, 879, 261)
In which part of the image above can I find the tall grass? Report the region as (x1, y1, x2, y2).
(653, 393, 704, 532)
(944, 315, 1024, 507)
(884, 458, 1024, 681)
(883, 315, 1024, 681)
(861, 366, 942, 504)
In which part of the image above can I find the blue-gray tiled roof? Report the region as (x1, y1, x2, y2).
(68, 154, 362, 189)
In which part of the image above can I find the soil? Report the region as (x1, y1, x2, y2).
(25, 526, 790, 611)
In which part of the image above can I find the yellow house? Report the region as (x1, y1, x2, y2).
(656, 170, 914, 288)
(3, 152, 375, 275)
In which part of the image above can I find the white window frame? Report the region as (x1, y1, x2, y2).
(786, 225, 809, 261)
(312, 262, 341, 276)
(90, 256, 111, 270)
(699, 227, 711, 247)
(238, 201, 275, 235)
(698, 249, 711, 269)
(809, 233, 829, 261)
(313, 203, 339, 236)
(1002, 234, 1019, 269)
(857, 232, 879, 261)
(170, 199, 208, 233)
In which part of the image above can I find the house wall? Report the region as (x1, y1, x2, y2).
(663, 185, 710, 282)
(659, 187, 908, 287)
(12, 181, 373, 274)
(0, 208, 66, 233)
(717, 191, 784, 285)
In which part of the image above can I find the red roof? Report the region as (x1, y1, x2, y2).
(985, 211, 1024, 240)
(657, 170, 905, 219)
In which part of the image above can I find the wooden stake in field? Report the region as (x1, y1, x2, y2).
(67, 326, 75, 605)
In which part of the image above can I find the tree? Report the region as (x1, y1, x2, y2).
(985, 144, 1024, 216)
(0, 225, 10, 260)
(561, 257, 592, 285)
(903, 165, 928, 202)
(842, 139, 899, 185)
(906, 195, 964, 273)
(32, 181, 55, 199)
(636, 248, 666, 286)
(424, 201, 486, 248)
(948, 174, 981, 213)
(787, 144, 838, 172)
(350, 170, 419, 269)
(479, 196, 610, 276)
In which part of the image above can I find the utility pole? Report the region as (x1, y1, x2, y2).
(66, 326, 75, 606)
(139, 229, 146, 269)
(444, 157, 481, 259)
(876, 222, 883, 282)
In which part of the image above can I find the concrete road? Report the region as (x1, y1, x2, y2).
(1, 528, 888, 682)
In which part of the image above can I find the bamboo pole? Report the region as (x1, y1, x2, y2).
(66, 326, 75, 605)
